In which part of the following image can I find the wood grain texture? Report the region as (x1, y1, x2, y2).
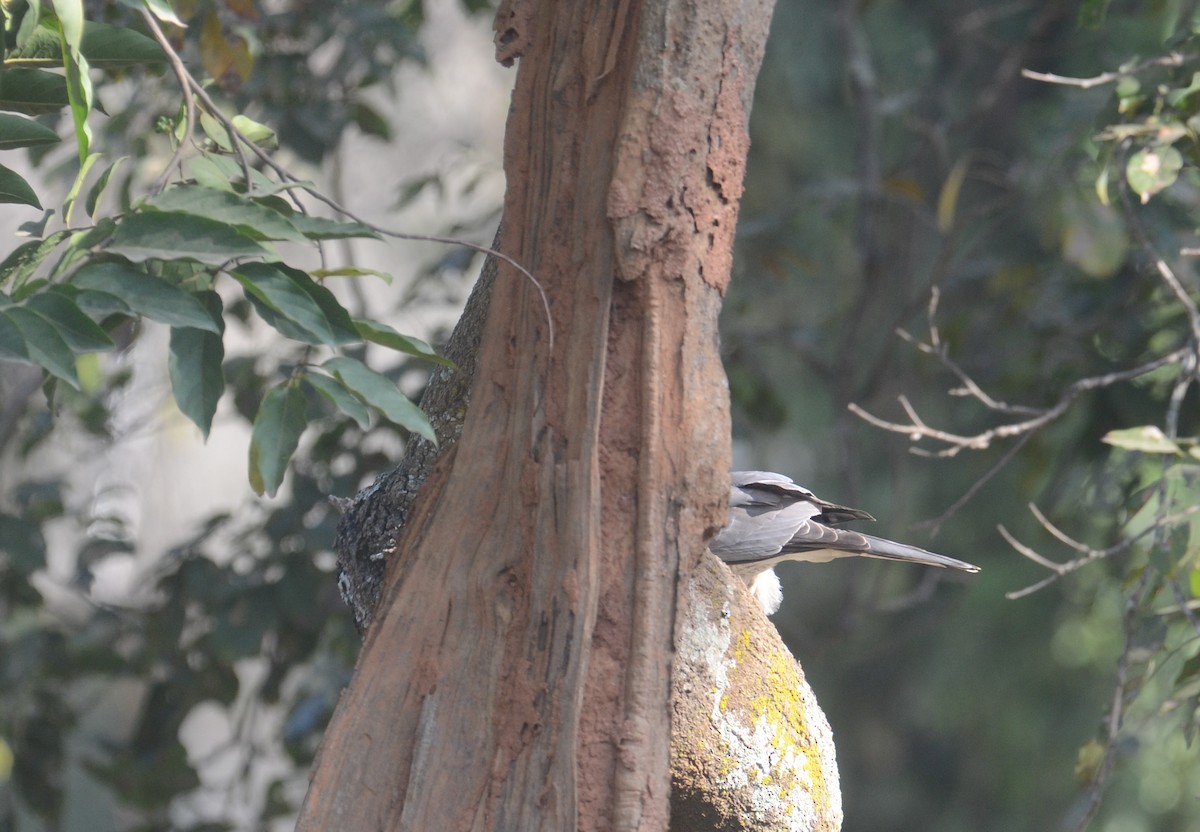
(297, 0, 775, 829)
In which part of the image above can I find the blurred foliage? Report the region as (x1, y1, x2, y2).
(1, 0, 444, 499)
(0, 0, 469, 828)
(727, 1, 1200, 830)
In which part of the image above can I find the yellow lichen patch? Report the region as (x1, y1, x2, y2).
(732, 628, 752, 663)
(741, 647, 833, 817)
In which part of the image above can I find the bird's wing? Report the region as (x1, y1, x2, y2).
(730, 470, 801, 491)
(711, 501, 812, 560)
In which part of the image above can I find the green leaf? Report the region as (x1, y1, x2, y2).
(248, 382, 309, 497)
(196, 113, 278, 153)
(285, 213, 381, 241)
(322, 356, 435, 441)
(146, 185, 307, 242)
(169, 292, 225, 439)
(63, 151, 101, 225)
(0, 162, 43, 209)
(23, 289, 114, 352)
(79, 22, 166, 65)
(1103, 425, 1182, 454)
(231, 114, 277, 148)
(189, 153, 275, 191)
(105, 212, 276, 265)
(284, 267, 359, 341)
(353, 318, 452, 366)
(0, 230, 71, 291)
(231, 262, 353, 345)
(310, 265, 393, 284)
(187, 155, 237, 193)
(199, 111, 235, 152)
(302, 371, 370, 429)
(55, 0, 95, 163)
(1074, 739, 1104, 784)
(12, 278, 49, 302)
(4, 306, 80, 388)
(240, 295, 320, 344)
(1126, 146, 1183, 204)
(49, 219, 116, 278)
(9, 9, 55, 59)
(72, 261, 221, 332)
(1166, 72, 1200, 108)
(1095, 164, 1110, 207)
(352, 101, 392, 140)
(85, 156, 126, 219)
(0, 113, 61, 150)
(71, 288, 133, 316)
(55, 0, 85, 51)
(0, 312, 30, 361)
(1191, 568, 1200, 598)
(0, 68, 70, 115)
(0, 233, 69, 288)
(130, 0, 186, 27)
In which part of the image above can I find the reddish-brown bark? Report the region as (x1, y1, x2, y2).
(297, 1, 774, 829)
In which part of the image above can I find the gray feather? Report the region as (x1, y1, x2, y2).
(713, 471, 979, 575)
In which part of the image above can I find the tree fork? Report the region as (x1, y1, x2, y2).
(299, 0, 777, 829)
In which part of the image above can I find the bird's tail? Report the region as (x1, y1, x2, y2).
(859, 533, 980, 573)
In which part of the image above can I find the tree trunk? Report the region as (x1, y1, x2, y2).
(298, 0, 777, 829)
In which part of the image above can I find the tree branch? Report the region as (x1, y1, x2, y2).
(1021, 53, 1189, 90)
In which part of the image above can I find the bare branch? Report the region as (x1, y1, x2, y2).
(850, 348, 1190, 457)
(1068, 570, 1154, 832)
(1004, 572, 1061, 601)
(1021, 53, 1188, 90)
(998, 524, 1064, 571)
(896, 325, 1041, 416)
(1027, 502, 1092, 554)
(140, 11, 195, 195)
(1003, 504, 1200, 600)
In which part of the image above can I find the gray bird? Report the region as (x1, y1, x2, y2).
(711, 471, 980, 614)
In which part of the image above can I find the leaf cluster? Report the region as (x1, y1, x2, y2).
(1, 419, 373, 826)
(2, 1, 446, 498)
(0, 1, 476, 826)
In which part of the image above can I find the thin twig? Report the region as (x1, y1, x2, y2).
(1003, 504, 1200, 599)
(999, 524, 1064, 571)
(850, 347, 1190, 456)
(897, 327, 1042, 416)
(132, 14, 554, 351)
(915, 430, 1034, 533)
(1028, 502, 1092, 553)
(141, 10, 194, 195)
(184, 76, 257, 193)
(1068, 570, 1153, 832)
(1021, 53, 1188, 90)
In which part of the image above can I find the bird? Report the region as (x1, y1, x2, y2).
(710, 471, 980, 615)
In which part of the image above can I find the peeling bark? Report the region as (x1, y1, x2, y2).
(300, 0, 787, 829)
